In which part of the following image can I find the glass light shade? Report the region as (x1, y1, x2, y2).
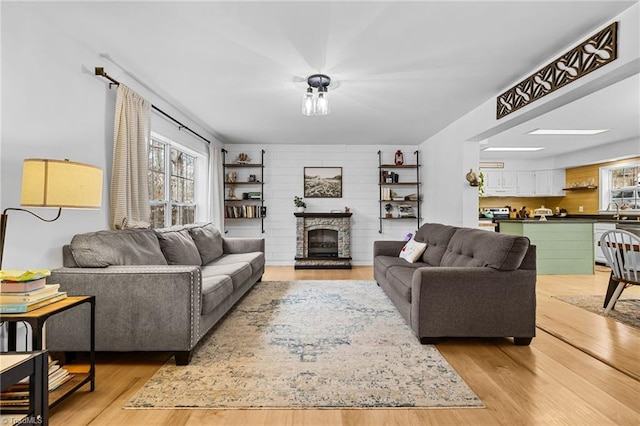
(21, 159, 103, 208)
(302, 88, 315, 116)
(316, 90, 329, 115)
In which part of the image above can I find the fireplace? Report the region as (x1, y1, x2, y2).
(308, 229, 339, 258)
(295, 212, 352, 269)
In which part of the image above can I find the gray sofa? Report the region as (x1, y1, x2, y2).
(46, 223, 264, 365)
(374, 222, 536, 345)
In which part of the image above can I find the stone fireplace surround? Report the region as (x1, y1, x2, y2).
(294, 212, 352, 269)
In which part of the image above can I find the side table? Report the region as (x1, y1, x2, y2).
(0, 350, 48, 425)
(0, 296, 95, 409)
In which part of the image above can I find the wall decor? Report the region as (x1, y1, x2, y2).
(304, 167, 343, 198)
(496, 22, 617, 119)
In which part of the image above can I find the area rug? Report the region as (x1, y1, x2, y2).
(126, 280, 483, 409)
(554, 295, 640, 329)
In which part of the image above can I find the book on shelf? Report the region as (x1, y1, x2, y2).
(0, 284, 60, 303)
(0, 291, 67, 313)
(0, 277, 47, 293)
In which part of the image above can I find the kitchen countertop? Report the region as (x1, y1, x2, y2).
(496, 218, 597, 223)
(494, 215, 640, 224)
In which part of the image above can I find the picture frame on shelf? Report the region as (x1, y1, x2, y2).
(304, 167, 342, 198)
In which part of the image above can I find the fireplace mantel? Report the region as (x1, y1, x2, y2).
(294, 212, 352, 218)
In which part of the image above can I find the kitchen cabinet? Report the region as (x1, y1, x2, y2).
(499, 220, 594, 274)
(485, 169, 565, 197)
(534, 170, 566, 196)
(594, 222, 616, 264)
(516, 172, 535, 195)
(485, 171, 517, 196)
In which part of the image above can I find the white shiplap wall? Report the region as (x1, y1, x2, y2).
(222, 144, 421, 265)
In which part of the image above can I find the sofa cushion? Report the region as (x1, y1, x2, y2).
(154, 227, 202, 265)
(399, 238, 427, 263)
(441, 228, 530, 271)
(385, 266, 415, 303)
(208, 252, 265, 276)
(413, 223, 458, 266)
(186, 223, 224, 264)
(201, 263, 252, 291)
(376, 255, 428, 270)
(201, 275, 233, 315)
(69, 229, 168, 267)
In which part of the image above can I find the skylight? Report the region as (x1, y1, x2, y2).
(527, 129, 609, 135)
(483, 147, 545, 152)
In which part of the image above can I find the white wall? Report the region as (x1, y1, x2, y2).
(223, 145, 420, 265)
(0, 3, 217, 270)
(422, 3, 639, 228)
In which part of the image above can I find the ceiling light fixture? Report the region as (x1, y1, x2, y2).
(527, 129, 610, 135)
(483, 147, 545, 152)
(302, 74, 331, 116)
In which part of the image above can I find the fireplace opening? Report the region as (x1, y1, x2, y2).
(308, 229, 339, 258)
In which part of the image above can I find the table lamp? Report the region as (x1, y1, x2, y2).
(0, 159, 103, 269)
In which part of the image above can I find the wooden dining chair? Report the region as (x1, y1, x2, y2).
(599, 229, 640, 315)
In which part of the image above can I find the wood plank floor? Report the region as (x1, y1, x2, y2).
(46, 266, 640, 426)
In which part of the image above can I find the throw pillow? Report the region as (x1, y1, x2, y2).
(186, 223, 224, 264)
(399, 238, 427, 263)
(154, 227, 202, 265)
(69, 229, 168, 267)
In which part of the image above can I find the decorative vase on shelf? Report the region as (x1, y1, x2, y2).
(296, 206, 305, 213)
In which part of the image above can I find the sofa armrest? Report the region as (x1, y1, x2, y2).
(373, 240, 406, 257)
(223, 237, 265, 254)
(47, 265, 202, 352)
(410, 267, 536, 337)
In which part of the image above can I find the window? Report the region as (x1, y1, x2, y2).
(599, 161, 640, 212)
(148, 134, 198, 228)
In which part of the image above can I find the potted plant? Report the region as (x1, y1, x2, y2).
(294, 196, 306, 213)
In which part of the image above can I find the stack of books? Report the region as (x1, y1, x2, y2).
(0, 270, 67, 313)
(0, 357, 73, 410)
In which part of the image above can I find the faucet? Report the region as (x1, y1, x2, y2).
(606, 202, 620, 220)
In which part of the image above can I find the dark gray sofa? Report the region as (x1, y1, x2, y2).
(374, 222, 536, 345)
(46, 223, 264, 365)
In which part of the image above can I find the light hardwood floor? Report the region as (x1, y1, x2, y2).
(47, 266, 640, 426)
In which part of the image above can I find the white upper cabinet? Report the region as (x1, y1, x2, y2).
(485, 171, 517, 196)
(484, 169, 565, 197)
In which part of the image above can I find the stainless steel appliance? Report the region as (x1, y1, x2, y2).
(480, 207, 510, 219)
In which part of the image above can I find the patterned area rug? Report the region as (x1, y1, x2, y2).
(126, 280, 483, 409)
(554, 295, 640, 329)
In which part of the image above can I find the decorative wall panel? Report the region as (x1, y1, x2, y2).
(496, 22, 617, 119)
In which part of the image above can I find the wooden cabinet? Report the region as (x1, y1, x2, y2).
(222, 149, 265, 233)
(378, 150, 421, 233)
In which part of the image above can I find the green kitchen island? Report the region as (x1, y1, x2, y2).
(497, 220, 595, 275)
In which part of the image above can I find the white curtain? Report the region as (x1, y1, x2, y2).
(208, 144, 224, 231)
(110, 84, 152, 230)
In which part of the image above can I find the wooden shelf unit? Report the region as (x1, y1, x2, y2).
(378, 150, 421, 233)
(222, 149, 266, 233)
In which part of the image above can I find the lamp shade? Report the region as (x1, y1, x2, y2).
(20, 159, 103, 208)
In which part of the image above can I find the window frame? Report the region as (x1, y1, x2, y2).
(149, 132, 206, 228)
(599, 160, 640, 213)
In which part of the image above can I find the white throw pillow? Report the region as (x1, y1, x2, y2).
(399, 238, 427, 263)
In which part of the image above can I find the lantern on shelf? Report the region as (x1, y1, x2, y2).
(394, 150, 404, 166)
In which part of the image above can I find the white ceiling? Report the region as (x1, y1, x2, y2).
(21, 1, 639, 159)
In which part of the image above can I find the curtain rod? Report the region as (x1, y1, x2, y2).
(94, 67, 212, 145)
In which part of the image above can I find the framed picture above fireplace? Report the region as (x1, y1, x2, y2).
(304, 167, 342, 198)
